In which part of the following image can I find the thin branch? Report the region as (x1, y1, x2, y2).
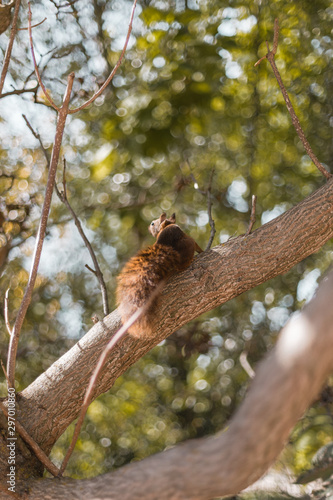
(85, 264, 97, 275)
(4, 288, 12, 336)
(205, 168, 216, 251)
(255, 18, 331, 180)
(59, 282, 164, 476)
(0, 401, 60, 477)
(19, 17, 47, 31)
(6, 73, 74, 389)
(59, 160, 110, 316)
(239, 351, 255, 379)
(186, 161, 216, 250)
(0, 85, 39, 99)
(245, 195, 257, 236)
(68, 0, 137, 113)
(22, 114, 50, 162)
(23, 118, 110, 317)
(0, 0, 22, 95)
(28, 3, 60, 111)
(1, 359, 10, 386)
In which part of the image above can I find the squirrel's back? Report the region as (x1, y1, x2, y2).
(116, 213, 203, 338)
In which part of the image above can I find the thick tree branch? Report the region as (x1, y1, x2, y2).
(16, 178, 333, 457)
(24, 265, 333, 499)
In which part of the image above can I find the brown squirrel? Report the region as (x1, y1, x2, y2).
(116, 212, 203, 338)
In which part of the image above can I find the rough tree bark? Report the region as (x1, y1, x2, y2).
(25, 263, 333, 499)
(1, 177, 333, 498)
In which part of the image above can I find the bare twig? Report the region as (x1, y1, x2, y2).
(187, 162, 216, 250)
(85, 264, 96, 275)
(0, 85, 39, 99)
(19, 17, 47, 31)
(255, 19, 331, 180)
(1, 359, 10, 385)
(28, 3, 60, 111)
(245, 195, 257, 236)
(205, 168, 216, 250)
(0, 0, 22, 95)
(59, 282, 164, 476)
(59, 160, 109, 316)
(22, 114, 50, 162)
(4, 288, 12, 336)
(0, 401, 60, 477)
(6, 73, 75, 389)
(68, 0, 137, 113)
(239, 351, 255, 379)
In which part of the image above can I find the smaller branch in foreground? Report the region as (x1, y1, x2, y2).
(59, 282, 164, 476)
(0, 402, 60, 477)
(4, 288, 12, 336)
(255, 18, 331, 180)
(245, 195, 257, 237)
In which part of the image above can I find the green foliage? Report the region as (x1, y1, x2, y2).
(0, 0, 332, 490)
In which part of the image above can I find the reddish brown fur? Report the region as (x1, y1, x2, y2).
(116, 213, 203, 338)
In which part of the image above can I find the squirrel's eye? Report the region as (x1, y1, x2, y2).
(151, 222, 154, 226)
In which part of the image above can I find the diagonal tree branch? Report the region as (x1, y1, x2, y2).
(16, 177, 333, 457)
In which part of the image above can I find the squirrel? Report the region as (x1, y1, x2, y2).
(116, 212, 203, 338)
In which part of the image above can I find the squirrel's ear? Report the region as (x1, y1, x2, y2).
(160, 213, 167, 222)
(170, 213, 176, 223)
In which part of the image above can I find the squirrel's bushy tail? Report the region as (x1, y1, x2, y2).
(116, 244, 181, 338)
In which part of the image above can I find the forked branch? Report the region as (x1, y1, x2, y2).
(6, 0, 138, 388)
(6, 72, 74, 388)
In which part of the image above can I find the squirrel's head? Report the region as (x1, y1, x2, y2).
(149, 212, 176, 238)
